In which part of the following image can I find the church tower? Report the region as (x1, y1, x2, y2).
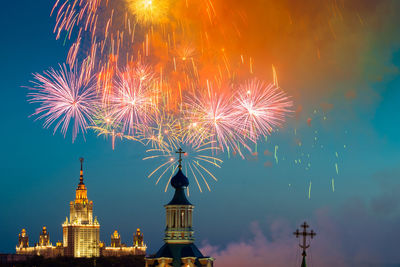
(62, 158, 100, 257)
(145, 149, 214, 267)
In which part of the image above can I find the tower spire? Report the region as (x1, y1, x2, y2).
(294, 222, 316, 267)
(79, 157, 84, 184)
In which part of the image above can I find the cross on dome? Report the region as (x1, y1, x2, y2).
(175, 148, 185, 170)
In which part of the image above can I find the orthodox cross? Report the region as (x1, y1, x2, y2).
(293, 222, 316, 257)
(176, 148, 185, 169)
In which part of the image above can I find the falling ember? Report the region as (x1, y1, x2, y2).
(274, 145, 279, 164)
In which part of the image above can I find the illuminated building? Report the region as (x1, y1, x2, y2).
(39, 227, 50, 246)
(111, 230, 121, 247)
(16, 158, 146, 258)
(62, 158, 100, 257)
(134, 228, 144, 247)
(100, 229, 147, 257)
(16, 228, 63, 258)
(145, 150, 214, 267)
(18, 229, 29, 249)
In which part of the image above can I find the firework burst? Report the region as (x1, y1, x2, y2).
(144, 140, 222, 192)
(234, 79, 293, 142)
(140, 113, 182, 151)
(126, 0, 169, 25)
(26, 0, 295, 192)
(28, 64, 97, 142)
(184, 87, 249, 156)
(111, 65, 158, 135)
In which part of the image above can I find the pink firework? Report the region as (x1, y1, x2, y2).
(28, 64, 98, 142)
(234, 79, 293, 142)
(185, 88, 248, 155)
(110, 65, 158, 135)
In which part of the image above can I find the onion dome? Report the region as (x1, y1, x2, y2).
(171, 169, 189, 189)
(167, 149, 191, 205)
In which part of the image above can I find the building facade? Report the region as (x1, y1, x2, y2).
(145, 155, 214, 267)
(16, 228, 64, 258)
(16, 158, 146, 258)
(100, 229, 147, 256)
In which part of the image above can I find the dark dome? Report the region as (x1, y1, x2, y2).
(170, 169, 189, 189)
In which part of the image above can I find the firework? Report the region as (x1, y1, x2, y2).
(234, 79, 292, 142)
(89, 107, 122, 149)
(144, 140, 222, 192)
(125, 0, 169, 24)
(184, 87, 249, 155)
(140, 113, 182, 151)
(28, 64, 98, 142)
(28, 0, 296, 191)
(110, 65, 158, 135)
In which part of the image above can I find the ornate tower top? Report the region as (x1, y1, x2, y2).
(79, 157, 84, 184)
(76, 157, 87, 202)
(167, 149, 190, 205)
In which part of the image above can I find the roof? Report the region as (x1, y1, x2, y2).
(150, 243, 210, 267)
(170, 169, 189, 189)
(167, 169, 192, 205)
(167, 188, 192, 205)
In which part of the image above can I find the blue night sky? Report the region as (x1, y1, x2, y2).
(0, 1, 400, 266)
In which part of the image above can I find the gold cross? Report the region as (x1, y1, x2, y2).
(175, 148, 185, 169)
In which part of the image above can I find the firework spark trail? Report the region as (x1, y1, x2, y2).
(143, 140, 222, 191)
(140, 113, 182, 151)
(28, 64, 98, 142)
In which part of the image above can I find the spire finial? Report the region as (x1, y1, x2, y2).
(79, 157, 84, 183)
(175, 148, 185, 170)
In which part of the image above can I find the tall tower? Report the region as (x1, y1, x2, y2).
(145, 149, 214, 267)
(62, 158, 100, 257)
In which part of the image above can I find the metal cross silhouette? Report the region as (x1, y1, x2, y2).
(293, 222, 316, 257)
(175, 148, 185, 169)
